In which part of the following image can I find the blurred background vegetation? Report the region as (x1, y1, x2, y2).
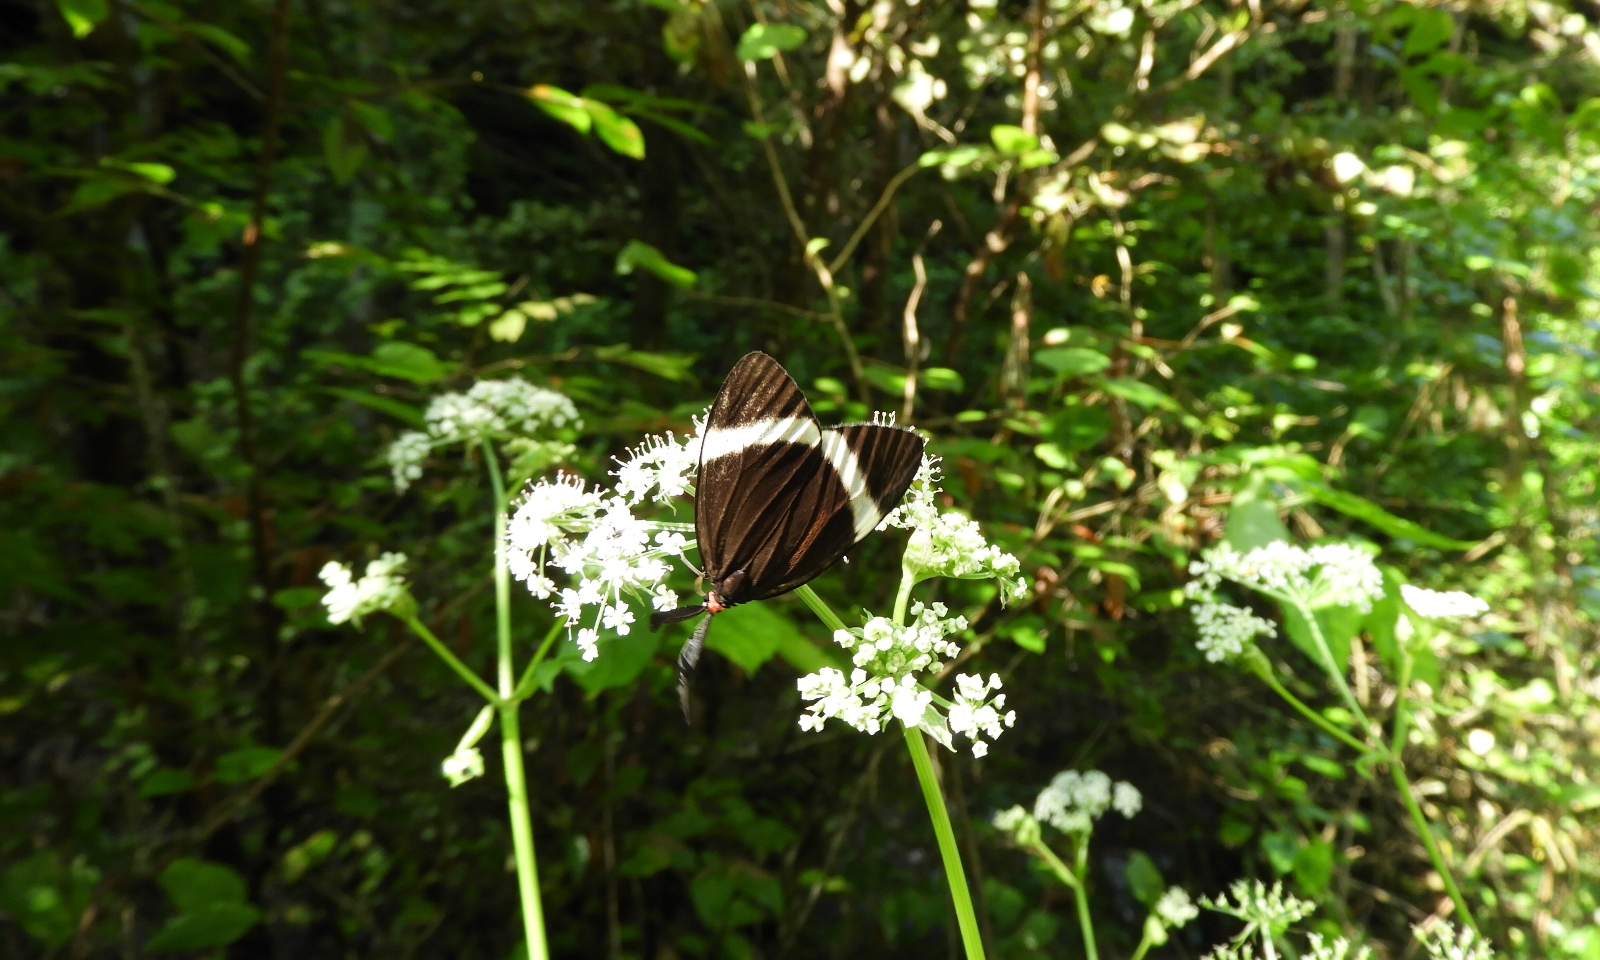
(3, 0, 1600, 956)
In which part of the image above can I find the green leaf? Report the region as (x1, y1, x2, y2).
(104, 159, 176, 184)
(1260, 830, 1301, 875)
(0, 853, 99, 948)
(139, 768, 198, 798)
(186, 23, 251, 63)
(1281, 602, 1358, 684)
(1403, 8, 1455, 57)
(736, 23, 807, 61)
(706, 602, 788, 673)
(56, 0, 108, 38)
(145, 903, 262, 952)
(1300, 483, 1475, 550)
(615, 240, 698, 289)
(348, 101, 394, 141)
(1225, 475, 1291, 551)
(586, 100, 646, 158)
(1100, 378, 1180, 412)
(281, 830, 339, 884)
(990, 124, 1039, 155)
(1123, 851, 1165, 907)
(214, 746, 282, 784)
(1035, 347, 1110, 377)
(159, 858, 249, 911)
(1293, 837, 1334, 894)
(920, 367, 965, 391)
(561, 615, 659, 695)
(323, 111, 368, 184)
(590, 344, 698, 381)
(369, 342, 451, 383)
(317, 387, 425, 427)
(530, 84, 590, 132)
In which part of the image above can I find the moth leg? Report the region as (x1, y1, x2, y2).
(677, 615, 713, 723)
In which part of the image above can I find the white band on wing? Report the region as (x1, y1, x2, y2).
(699, 416, 821, 464)
(818, 431, 883, 540)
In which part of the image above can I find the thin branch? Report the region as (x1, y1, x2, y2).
(686, 290, 824, 320)
(828, 162, 924, 275)
(193, 639, 411, 844)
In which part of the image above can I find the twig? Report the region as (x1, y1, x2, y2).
(828, 162, 924, 276)
(902, 249, 930, 422)
(193, 639, 411, 844)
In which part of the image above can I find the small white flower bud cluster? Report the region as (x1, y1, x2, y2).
(798, 601, 1014, 756)
(1191, 601, 1277, 662)
(319, 553, 412, 626)
(1305, 934, 1373, 960)
(1033, 769, 1141, 834)
(1188, 541, 1384, 612)
(991, 804, 1043, 846)
(387, 377, 581, 491)
(1414, 921, 1494, 960)
(440, 704, 494, 787)
(835, 602, 965, 675)
(1155, 887, 1199, 928)
(1200, 879, 1315, 933)
(1400, 584, 1489, 620)
(886, 455, 1028, 604)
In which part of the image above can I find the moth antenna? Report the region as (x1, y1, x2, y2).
(677, 615, 712, 723)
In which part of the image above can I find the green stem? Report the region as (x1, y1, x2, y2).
(892, 573, 914, 624)
(1243, 648, 1373, 755)
(1388, 648, 1480, 936)
(1070, 836, 1101, 960)
(483, 438, 550, 960)
(903, 723, 987, 960)
(401, 615, 500, 705)
(1286, 597, 1371, 730)
(795, 583, 847, 632)
(1128, 925, 1156, 960)
(511, 619, 566, 703)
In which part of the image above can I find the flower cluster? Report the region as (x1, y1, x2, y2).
(1200, 880, 1315, 942)
(319, 553, 413, 626)
(1401, 584, 1490, 620)
(1033, 769, 1142, 833)
(505, 474, 687, 661)
(613, 427, 701, 505)
(835, 602, 965, 675)
(797, 601, 1014, 756)
(889, 455, 1029, 604)
(1155, 887, 1199, 928)
(1188, 541, 1385, 612)
(1414, 922, 1495, 960)
(387, 377, 580, 491)
(1192, 601, 1277, 663)
(1305, 935, 1373, 960)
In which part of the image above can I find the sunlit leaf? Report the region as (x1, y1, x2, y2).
(736, 23, 806, 61)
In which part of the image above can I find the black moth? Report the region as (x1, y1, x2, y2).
(651, 351, 925, 719)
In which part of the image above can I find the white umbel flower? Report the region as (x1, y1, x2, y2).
(885, 455, 1030, 605)
(1192, 602, 1277, 662)
(1188, 541, 1384, 612)
(1414, 921, 1494, 960)
(1155, 887, 1199, 928)
(1200, 880, 1315, 942)
(319, 553, 412, 626)
(1305, 934, 1373, 960)
(1033, 770, 1140, 833)
(1401, 585, 1489, 620)
(386, 377, 581, 491)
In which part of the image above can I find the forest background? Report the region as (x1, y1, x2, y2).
(4, 0, 1600, 956)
